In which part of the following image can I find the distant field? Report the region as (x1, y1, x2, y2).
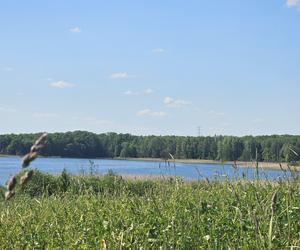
(1, 170, 300, 249)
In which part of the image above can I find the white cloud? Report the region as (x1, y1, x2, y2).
(2, 67, 13, 72)
(110, 72, 134, 79)
(69, 27, 82, 33)
(137, 109, 167, 117)
(286, 0, 300, 9)
(124, 90, 139, 96)
(124, 88, 154, 96)
(33, 112, 59, 118)
(144, 88, 154, 95)
(164, 97, 190, 108)
(152, 48, 165, 53)
(50, 80, 75, 89)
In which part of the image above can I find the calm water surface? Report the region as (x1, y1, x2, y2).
(0, 156, 292, 185)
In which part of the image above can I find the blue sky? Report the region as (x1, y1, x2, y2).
(1, 0, 300, 136)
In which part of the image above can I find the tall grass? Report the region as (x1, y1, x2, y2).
(1, 169, 300, 249)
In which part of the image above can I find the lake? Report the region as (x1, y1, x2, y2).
(0, 156, 294, 185)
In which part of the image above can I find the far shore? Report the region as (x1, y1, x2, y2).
(116, 157, 300, 171)
(0, 154, 299, 171)
(0, 154, 19, 157)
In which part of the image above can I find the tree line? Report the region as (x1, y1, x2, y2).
(0, 131, 299, 163)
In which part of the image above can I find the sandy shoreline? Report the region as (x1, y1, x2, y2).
(116, 157, 300, 171)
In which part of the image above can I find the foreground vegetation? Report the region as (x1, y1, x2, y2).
(1, 170, 300, 249)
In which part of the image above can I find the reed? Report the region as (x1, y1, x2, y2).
(268, 191, 278, 249)
(1, 171, 300, 249)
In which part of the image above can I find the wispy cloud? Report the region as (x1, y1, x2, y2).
(164, 97, 190, 108)
(124, 90, 139, 96)
(50, 80, 75, 89)
(144, 88, 154, 95)
(137, 109, 167, 117)
(69, 27, 82, 33)
(110, 72, 134, 79)
(152, 48, 165, 53)
(33, 112, 59, 118)
(2, 67, 13, 72)
(286, 0, 300, 9)
(124, 88, 154, 96)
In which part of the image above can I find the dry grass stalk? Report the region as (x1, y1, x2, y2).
(6, 176, 17, 191)
(22, 152, 38, 168)
(22, 133, 47, 168)
(268, 191, 278, 248)
(20, 170, 34, 186)
(5, 191, 15, 200)
(205, 177, 210, 184)
(271, 191, 277, 215)
(102, 239, 107, 250)
(4, 133, 48, 201)
(31, 133, 47, 152)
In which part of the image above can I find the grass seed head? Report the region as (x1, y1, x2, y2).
(20, 170, 34, 186)
(30, 133, 47, 152)
(5, 133, 48, 201)
(7, 176, 17, 191)
(22, 152, 38, 168)
(34, 133, 48, 147)
(5, 190, 15, 200)
(22, 133, 47, 168)
(271, 191, 278, 215)
(30, 144, 43, 153)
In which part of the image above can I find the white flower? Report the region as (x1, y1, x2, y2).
(203, 235, 211, 241)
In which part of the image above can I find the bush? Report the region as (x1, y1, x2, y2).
(12, 169, 127, 197)
(16, 169, 58, 197)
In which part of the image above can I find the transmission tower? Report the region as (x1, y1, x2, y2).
(197, 126, 202, 137)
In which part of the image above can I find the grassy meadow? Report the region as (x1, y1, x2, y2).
(1, 169, 300, 249)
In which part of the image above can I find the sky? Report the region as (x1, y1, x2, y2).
(1, 0, 300, 136)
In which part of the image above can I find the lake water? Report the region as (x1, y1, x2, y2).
(0, 156, 293, 185)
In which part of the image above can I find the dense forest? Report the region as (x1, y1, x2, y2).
(0, 131, 299, 163)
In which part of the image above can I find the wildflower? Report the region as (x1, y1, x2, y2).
(203, 235, 211, 241)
